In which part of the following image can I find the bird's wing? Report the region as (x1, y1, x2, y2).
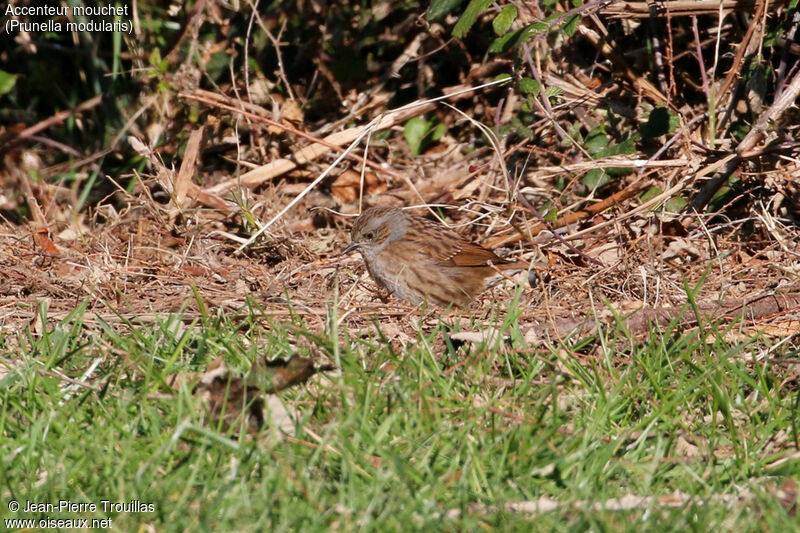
(400, 217, 506, 267)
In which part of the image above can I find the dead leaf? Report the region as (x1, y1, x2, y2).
(662, 238, 704, 263)
(186, 355, 329, 437)
(675, 435, 699, 458)
(249, 355, 334, 394)
(174, 126, 204, 208)
(330, 169, 386, 203)
(195, 372, 266, 435)
(267, 98, 305, 134)
(449, 328, 505, 346)
(33, 228, 59, 256)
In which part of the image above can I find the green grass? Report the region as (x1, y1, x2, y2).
(1, 295, 798, 531)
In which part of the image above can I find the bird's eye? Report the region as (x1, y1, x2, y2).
(364, 231, 375, 240)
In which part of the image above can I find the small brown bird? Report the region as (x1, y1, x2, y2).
(343, 206, 528, 307)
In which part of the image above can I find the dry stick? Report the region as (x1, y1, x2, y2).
(229, 78, 512, 252)
(532, 0, 616, 39)
(530, 157, 688, 176)
(601, 0, 774, 17)
(502, 157, 605, 267)
(691, 16, 710, 100)
(445, 99, 599, 266)
(529, 289, 800, 340)
(686, 68, 800, 217)
(17, 169, 49, 230)
(1, 94, 103, 152)
(186, 76, 504, 196)
(0, 355, 105, 393)
(492, 110, 706, 248)
(164, 0, 206, 62)
(522, 43, 572, 147)
(242, 0, 258, 106)
(252, 6, 296, 102)
(576, 24, 674, 109)
(183, 87, 460, 191)
(647, 0, 669, 97)
(486, 178, 648, 249)
(664, 0, 677, 96)
(7, 137, 100, 208)
(639, 113, 708, 176)
(129, 133, 232, 212)
(180, 91, 402, 191)
(24, 136, 82, 157)
(716, 0, 768, 101)
(716, 0, 768, 133)
(775, 9, 800, 98)
(564, 154, 734, 244)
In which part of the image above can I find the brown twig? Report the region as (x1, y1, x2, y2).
(527, 289, 800, 340)
(486, 177, 650, 249)
(180, 90, 402, 192)
(716, 0, 767, 102)
(183, 79, 502, 197)
(686, 68, 800, 216)
(600, 0, 780, 17)
(576, 23, 674, 110)
(1, 94, 103, 154)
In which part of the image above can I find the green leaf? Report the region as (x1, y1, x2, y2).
(404, 116, 428, 156)
(582, 169, 609, 190)
(403, 116, 444, 156)
(606, 108, 621, 130)
(489, 30, 519, 53)
(729, 120, 749, 142)
(562, 122, 582, 147)
(640, 107, 679, 139)
(519, 77, 540, 95)
(544, 86, 564, 99)
(453, 0, 493, 39)
(489, 22, 548, 53)
(666, 196, 688, 211)
(511, 117, 534, 139)
(148, 48, 162, 67)
(640, 186, 662, 203)
(431, 121, 445, 143)
(582, 134, 636, 188)
(595, 137, 636, 157)
(561, 14, 579, 36)
(426, 0, 463, 21)
(493, 5, 517, 35)
(584, 127, 608, 154)
(0, 70, 18, 97)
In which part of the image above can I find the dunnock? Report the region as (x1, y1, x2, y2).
(343, 206, 528, 307)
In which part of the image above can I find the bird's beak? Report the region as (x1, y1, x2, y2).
(341, 242, 360, 255)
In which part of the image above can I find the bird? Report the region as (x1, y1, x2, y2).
(342, 205, 529, 307)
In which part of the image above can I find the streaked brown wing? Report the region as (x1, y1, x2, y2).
(403, 216, 505, 267)
(440, 240, 506, 267)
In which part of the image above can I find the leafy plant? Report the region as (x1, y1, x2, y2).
(404, 115, 445, 156)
